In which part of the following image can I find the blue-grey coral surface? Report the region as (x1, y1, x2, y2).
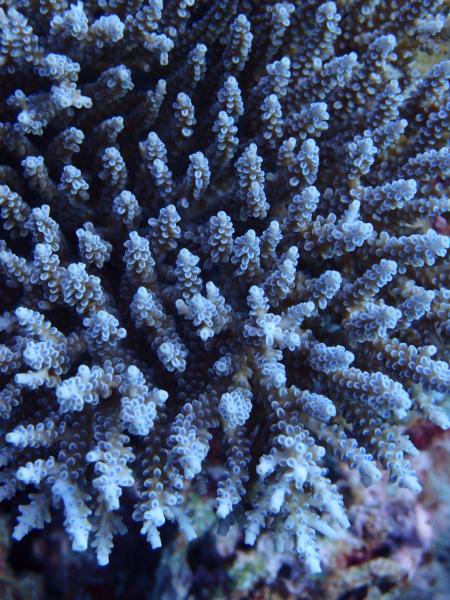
(0, 0, 449, 573)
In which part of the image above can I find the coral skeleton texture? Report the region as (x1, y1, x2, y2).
(0, 0, 449, 573)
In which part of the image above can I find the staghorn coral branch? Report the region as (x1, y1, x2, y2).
(0, 0, 448, 574)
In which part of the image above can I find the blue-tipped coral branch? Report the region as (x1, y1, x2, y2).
(0, 0, 449, 573)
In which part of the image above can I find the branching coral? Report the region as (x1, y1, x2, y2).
(0, 0, 449, 572)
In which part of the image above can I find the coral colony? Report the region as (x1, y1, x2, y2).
(0, 0, 449, 574)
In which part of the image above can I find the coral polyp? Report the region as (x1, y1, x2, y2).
(0, 0, 449, 572)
